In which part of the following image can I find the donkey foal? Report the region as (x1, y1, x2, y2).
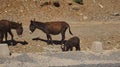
(61, 36, 80, 51)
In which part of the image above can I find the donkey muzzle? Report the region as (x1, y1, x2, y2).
(18, 35, 22, 38)
(29, 31, 32, 34)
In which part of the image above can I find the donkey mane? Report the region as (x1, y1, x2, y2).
(31, 20, 45, 30)
(9, 21, 21, 29)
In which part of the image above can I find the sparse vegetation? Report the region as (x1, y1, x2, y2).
(73, 0, 83, 5)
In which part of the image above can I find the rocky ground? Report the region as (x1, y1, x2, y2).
(8, 21, 120, 53)
(0, 49, 120, 67)
(0, 0, 120, 24)
(0, 0, 120, 67)
(1, 21, 118, 67)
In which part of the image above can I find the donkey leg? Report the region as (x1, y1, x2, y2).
(1, 33, 4, 43)
(46, 34, 53, 45)
(46, 34, 50, 44)
(5, 32, 8, 41)
(0, 33, 4, 43)
(66, 46, 69, 51)
(70, 47, 73, 51)
(61, 27, 67, 44)
(75, 44, 80, 51)
(8, 31, 15, 46)
(48, 35, 53, 45)
(61, 33, 65, 44)
(8, 31, 14, 41)
(0, 38, 2, 43)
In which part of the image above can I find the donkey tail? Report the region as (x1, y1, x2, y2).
(68, 24, 73, 35)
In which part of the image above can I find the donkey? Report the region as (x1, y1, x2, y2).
(29, 19, 73, 45)
(61, 36, 80, 51)
(0, 19, 23, 42)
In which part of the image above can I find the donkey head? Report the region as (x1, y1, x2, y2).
(16, 23, 23, 37)
(29, 19, 36, 34)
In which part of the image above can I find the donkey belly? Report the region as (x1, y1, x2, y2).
(50, 32, 61, 35)
(48, 30, 61, 35)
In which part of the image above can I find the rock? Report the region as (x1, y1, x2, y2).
(98, 3, 104, 8)
(72, 5, 80, 10)
(68, 3, 72, 6)
(15, 53, 34, 63)
(83, 16, 88, 20)
(0, 44, 11, 58)
(112, 13, 120, 16)
(53, 0, 60, 7)
(91, 41, 103, 53)
(66, 0, 73, 6)
(40, 1, 51, 7)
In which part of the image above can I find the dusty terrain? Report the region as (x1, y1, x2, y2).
(0, 0, 120, 66)
(0, 49, 120, 67)
(7, 22, 120, 53)
(0, 0, 120, 53)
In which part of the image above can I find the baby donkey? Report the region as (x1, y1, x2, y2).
(61, 36, 80, 51)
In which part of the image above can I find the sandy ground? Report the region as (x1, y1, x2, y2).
(6, 21, 120, 53)
(1, 21, 120, 67)
(0, 0, 120, 66)
(0, 0, 120, 53)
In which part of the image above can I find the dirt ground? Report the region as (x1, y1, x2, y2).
(6, 21, 120, 53)
(0, 0, 120, 53)
(1, 1, 120, 67)
(1, 49, 120, 67)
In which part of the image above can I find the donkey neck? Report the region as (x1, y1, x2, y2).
(10, 22, 19, 29)
(34, 22, 45, 29)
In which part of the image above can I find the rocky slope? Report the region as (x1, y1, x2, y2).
(0, 0, 120, 25)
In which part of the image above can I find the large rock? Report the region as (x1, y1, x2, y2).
(0, 44, 11, 58)
(91, 41, 103, 53)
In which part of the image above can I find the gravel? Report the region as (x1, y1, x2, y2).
(0, 50, 120, 67)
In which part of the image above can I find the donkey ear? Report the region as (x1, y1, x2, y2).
(30, 20, 33, 23)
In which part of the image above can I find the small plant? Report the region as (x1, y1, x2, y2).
(73, 0, 84, 5)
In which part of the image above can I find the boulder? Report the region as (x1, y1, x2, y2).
(0, 44, 11, 58)
(91, 41, 103, 53)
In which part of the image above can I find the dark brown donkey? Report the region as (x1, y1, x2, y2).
(61, 36, 80, 51)
(0, 19, 23, 43)
(29, 19, 73, 45)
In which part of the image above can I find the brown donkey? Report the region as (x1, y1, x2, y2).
(0, 19, 23, 42)
(29, 19, 73, 45)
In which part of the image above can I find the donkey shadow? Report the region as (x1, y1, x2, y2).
(32, 37, 66, 45)
(3, 40, 28, 46)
